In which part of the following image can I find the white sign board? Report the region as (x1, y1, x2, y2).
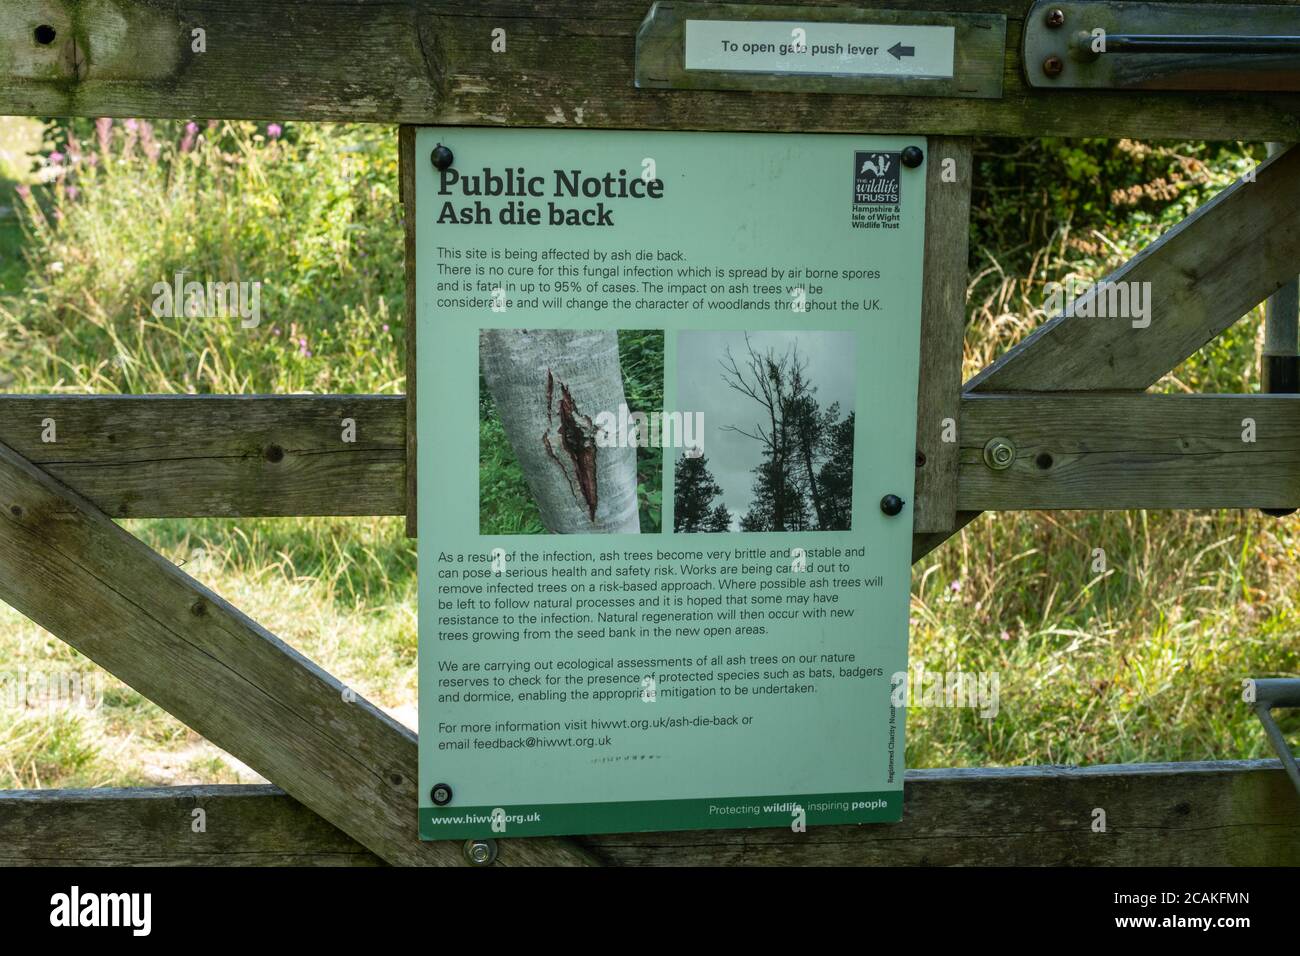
(684, 20, 956, 79)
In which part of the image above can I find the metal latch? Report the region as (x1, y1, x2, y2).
(1023, 0, 1300, 90)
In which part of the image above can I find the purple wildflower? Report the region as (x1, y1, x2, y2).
(138, 120, 159, 161)
(95, 118, 112, 157)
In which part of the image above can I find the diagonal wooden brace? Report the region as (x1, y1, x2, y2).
(968, 144, 1300, 393)
(916, 144, 1300, 558)
(0, 438, 599, 866)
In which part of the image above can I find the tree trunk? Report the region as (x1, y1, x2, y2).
(480, 328, 640, 534)
(798, 421, 826, 530)
(770, 395, 785, 532)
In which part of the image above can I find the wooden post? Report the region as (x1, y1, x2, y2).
(401, 127, 419, 538)
(913, 136, 973, 535)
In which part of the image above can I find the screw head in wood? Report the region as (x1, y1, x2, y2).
(901, 145, 924, 168)
(430, 783, 453, 805)
(464, 839, 498, 866)
(983, 437, 1016, 470)
(880, 494, 905, 517)
(430, 144, 454, 171)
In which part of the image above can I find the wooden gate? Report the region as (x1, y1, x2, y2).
(1, 0, 1298, 866)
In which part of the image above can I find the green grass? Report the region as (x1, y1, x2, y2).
(0, 216, 23, 299)
(0, 118, 414, 787)
(909, 511, 1300, 767)
(0, 122, 1295, 787)
(0, 117, 40, 304)
(0, 515, 416, 788)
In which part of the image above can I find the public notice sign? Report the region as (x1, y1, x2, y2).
(416, 127, 926, 839)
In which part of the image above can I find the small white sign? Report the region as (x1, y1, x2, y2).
(685, 20, 955, 79)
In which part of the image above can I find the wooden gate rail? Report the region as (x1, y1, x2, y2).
(1, 0, 1299, 140)
(960, 393, 1300, 510)
(0, 395, 405, 517)
(914, 139, 1300, 560)
(0, 786, 385, 867)
(3, 761, 1296, 866)
(4, 393, 1299, 517)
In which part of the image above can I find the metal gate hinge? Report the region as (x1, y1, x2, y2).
(1023, 0, 1300, 91)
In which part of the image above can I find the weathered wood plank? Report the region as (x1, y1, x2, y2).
(7, 760, 1295, 865)
(0, 1, 1298, 139)
(966, 144, 1300, 393)
(8, 393, 1295, 517)
(589, 760, 1300, 865)
(0, 786, 384, 867)
(913, 137, 972, 534)
(401, 127, 419, 538)
(960, 393, 1300, 510)
(0, 438, 600, 867)
(0, 394, 405, 517)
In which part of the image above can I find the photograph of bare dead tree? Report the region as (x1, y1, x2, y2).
(675, 331, 856, 533)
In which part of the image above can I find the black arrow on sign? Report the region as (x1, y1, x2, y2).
(888, 41, 915, 59)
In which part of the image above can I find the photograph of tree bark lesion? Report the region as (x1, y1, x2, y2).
(480, 328, 663, 534)
(675, 331, 856, 533)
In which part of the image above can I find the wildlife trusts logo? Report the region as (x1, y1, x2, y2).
(853, 151, 900, 205)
